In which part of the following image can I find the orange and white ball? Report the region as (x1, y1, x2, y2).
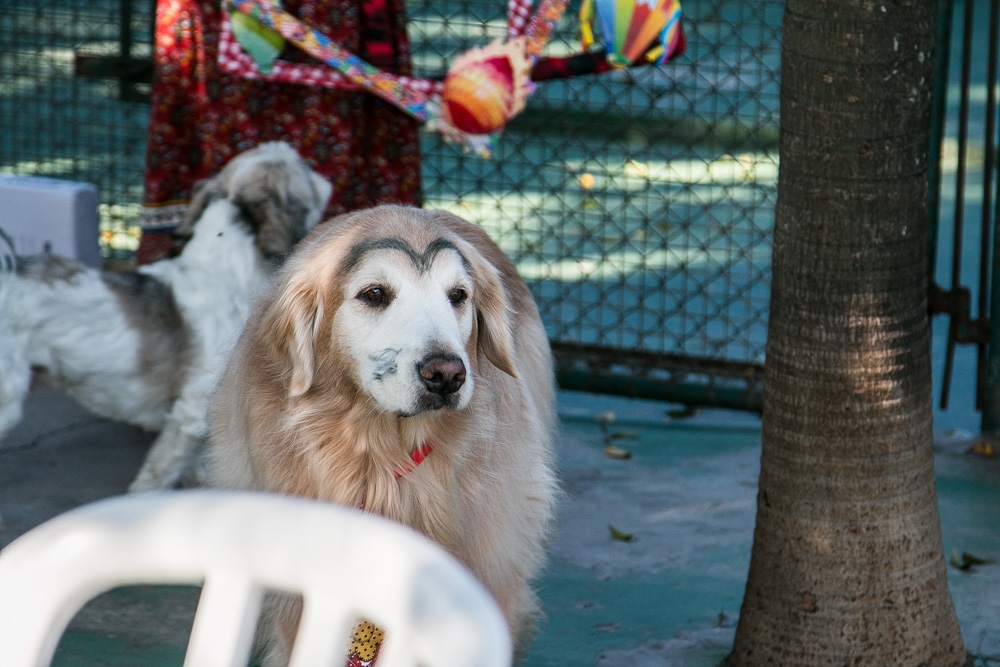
(441, 39, 532, 136)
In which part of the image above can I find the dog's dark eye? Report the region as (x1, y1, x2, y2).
(448, 288, 467, 306)
(358, 286, 392, 307)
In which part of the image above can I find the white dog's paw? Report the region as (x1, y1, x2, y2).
(128, 468, 170, 493)
(0, 402, 24, 443)
(129, 428, 210, 492)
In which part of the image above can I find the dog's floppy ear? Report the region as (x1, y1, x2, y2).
(468, 248, 518, 378)
(262, 279, 325, 397)
(231, 161, 332, 261)
(308, 169, 333, 217)
(230, 172, 307, 261)
(177, 178, 222, 238)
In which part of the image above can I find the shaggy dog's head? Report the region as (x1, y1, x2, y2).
(178, 142, 333, 262)
(258, 206, 518, 418)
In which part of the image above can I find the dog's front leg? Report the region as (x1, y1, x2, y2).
(128, 419, 204, 491)
(128, 363, 217, 491)
(0, 326, 32, 441)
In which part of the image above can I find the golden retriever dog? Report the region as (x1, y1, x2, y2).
(210, 205, 558, 664)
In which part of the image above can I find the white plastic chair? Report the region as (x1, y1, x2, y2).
(0, 490, 512, 667)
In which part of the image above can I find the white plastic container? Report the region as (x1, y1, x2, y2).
(0, 174, 101, 268)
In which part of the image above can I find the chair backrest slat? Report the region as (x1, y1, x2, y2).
(183, 570, 264, 667)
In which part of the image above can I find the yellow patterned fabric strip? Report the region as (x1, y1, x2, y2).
(348, 620, 385, 666)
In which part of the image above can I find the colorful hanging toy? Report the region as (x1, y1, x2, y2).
(580, 0, 684, 67)
(223, 0, 683, 156)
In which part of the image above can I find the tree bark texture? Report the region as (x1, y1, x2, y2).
(727, 0, 967, 665)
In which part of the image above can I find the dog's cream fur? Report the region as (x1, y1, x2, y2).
(0, 142, 331, 491)
(210, 205, 558, 664)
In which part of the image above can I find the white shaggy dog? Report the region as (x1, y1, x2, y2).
(0, 142, 332, 491)
(210, 205, 558, 665)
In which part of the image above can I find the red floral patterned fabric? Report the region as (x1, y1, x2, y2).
(140, 0, 422, 264)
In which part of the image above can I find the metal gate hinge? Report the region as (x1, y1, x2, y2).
(928, 282, 990, 344)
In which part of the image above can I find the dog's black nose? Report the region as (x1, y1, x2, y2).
(418, 355, 466, 396)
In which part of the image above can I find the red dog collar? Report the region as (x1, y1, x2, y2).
(394, 442, 433, 479)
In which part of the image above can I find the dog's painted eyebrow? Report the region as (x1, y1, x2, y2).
(339, 237, 468, 275)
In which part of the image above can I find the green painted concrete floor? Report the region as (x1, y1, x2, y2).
(1, 384, 998, 666)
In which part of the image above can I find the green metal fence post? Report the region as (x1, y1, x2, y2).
(983, 176, 1000, 433)
(927, 0, 953, 285)
(982, 0, 1000, 434)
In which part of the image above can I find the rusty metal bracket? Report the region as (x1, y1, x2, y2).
(929, 282, 990, 344)
(929, 281, 990, 410)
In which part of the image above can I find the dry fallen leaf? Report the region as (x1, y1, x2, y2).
(967, 442, 996, 458)
(666, 405, 699, 419)
(603, 443, 632, 460)
(950, 551, 997, 571)
(959, 552, 995, 565)
(593, 621, 619, 634)
(609, 524, 634, 542)
(595, 409, 617, 424)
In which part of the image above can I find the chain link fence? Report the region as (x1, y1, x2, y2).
(0, 0, 781, 410)
(411, 0, 779, 409)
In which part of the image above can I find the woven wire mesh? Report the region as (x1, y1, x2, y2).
(0, 0, 781, 408)
(0, 0, 154, 262)
(413, 1, 780, 360)
(412, 0, 780, 406)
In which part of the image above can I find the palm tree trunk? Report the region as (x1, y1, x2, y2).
(727, 0, 968, 664)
